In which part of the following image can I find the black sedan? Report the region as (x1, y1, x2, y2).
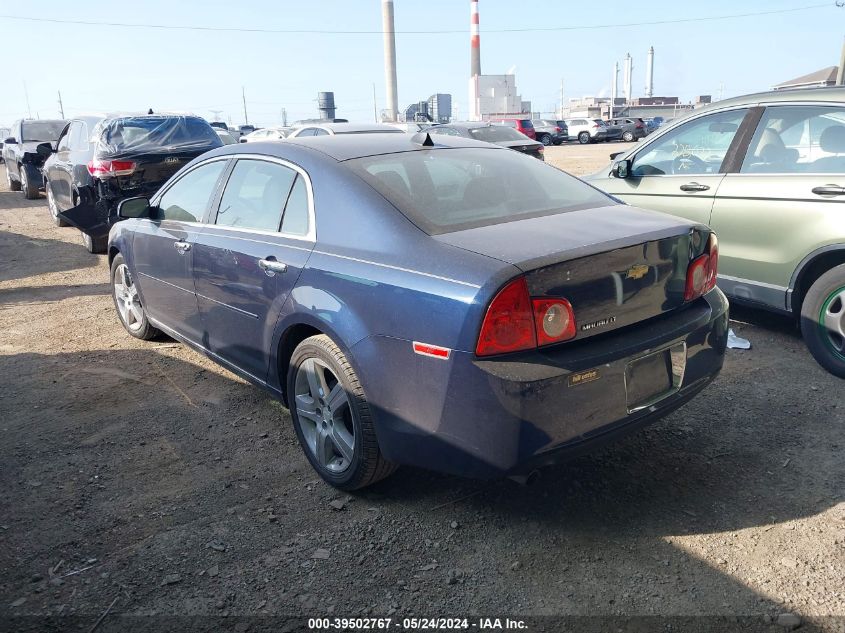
(42, 114, 222, 253)
(427, 122, 545, 160)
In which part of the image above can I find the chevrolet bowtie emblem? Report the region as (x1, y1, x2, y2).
(626, 264, 649, 280)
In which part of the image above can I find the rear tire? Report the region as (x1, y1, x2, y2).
(21, 165, 39, 200)
(800, 264, 845, 378)
(578, 132, 590, 144)
(539, 133, 552, 146)
(7, 164, 21, 191)
(81, 231, 107, 254)
(46, 182, 68, 227)
(288, 334, 397, 490)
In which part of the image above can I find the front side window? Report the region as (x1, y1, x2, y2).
(346, 147, 611, 235)
(57, 124, 74, 151)
(157, 160, 227, 222)
(631, 109, 748, 176)
(741, 105, 845, 174)
(216, 159, 296, 231)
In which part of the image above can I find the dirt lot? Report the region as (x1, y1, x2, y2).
(1, 145, 843, 632)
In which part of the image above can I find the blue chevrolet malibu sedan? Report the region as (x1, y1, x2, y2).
(83, 133, 728, 490)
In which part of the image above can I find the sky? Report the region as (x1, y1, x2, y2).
(0, 0, 843, 127)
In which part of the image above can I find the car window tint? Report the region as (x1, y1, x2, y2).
(157, 161, 226, 222)
(741, 105, 845, 174)
(280, 175, 310, 236)
(631, 109, 748, 176)
(347, 148, 610, 235)
(216, 159, 296, 231)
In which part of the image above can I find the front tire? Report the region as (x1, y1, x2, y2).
(46, 182, 68, 227)
(7, 165, 21, 191)
(622, 131, 635, 142)
(288, 334, 397, 490)
(800, 263, 845, 378)
(21, 165, 39, 199)
(81, 231, 107, 254)
(578, 132, 590, 144)
(111, 253, 159, 340)
(538, 133, 552, 146)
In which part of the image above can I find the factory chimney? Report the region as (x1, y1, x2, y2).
(623, 53, 633, 103)
(469, 0, 482, 120)
(645, 47, 654, 98)
(382, 0, 398, 122)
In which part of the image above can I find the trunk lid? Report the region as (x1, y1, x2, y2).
(105, 150, 203, 198)
(436, 205, 705, 341)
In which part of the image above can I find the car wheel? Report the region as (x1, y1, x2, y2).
(539, 134, 552, 146)
(46, 182, 68, 227)
(801, 264, 845, 378)
(288, 334, 397, 490)
(578, 132, 590, 144)
(81, 231, 108, 254)
(7, 164, 21, 191)
(111, 253, 159, 340)
(622, 131, 634, 142)
(21, 165, 39, 200)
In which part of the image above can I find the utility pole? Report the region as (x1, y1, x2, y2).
(838, 36, 845, 85)
(57, 91, 65, 118)
(559, 79, 564, 118)
(23, 81, 32, 118)
(241, 86, 249, 125)
(280, 108, 287, 126)
(718, 82, 724, 101)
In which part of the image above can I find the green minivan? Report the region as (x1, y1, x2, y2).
(587, 86, 845, 377)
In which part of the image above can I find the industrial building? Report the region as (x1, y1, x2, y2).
(403, 93, 453, 123)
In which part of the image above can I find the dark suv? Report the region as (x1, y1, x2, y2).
(3, 119, 68, 199)
(44, 114, 222, 253)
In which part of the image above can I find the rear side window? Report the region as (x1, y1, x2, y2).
(346, 148, 610, 235)
(157, 160, 227, 222)
(280, 176, 310, 236)
(216, 159, 296, 231)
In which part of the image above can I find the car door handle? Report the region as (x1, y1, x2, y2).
(811, 185, 845, 196)
(679, 182, 710, 192)
(258, 258, 287, 275)
(174, 241, 191, 253)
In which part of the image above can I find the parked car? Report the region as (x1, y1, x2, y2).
(238, 124, 257, 136)
(531, 119, 568, 146)
(602, 119, 624, 142)
(642, 118, 659, 135)
(0, 127, 9, 162)
(209, 121, 229, 131)
(288, 122, 404, 138)
(215, 129, 238, 145)
(586, 86, 845, 377)
(564, 118, 607, 144)
(95, 133, 727, 489)
(386, 122, 435, 133)
(3, 119, 68, 199)
(487, 117, 536, 140)
(608, 117, 648, 142)
(46, 113, 222, 253)
(428, 122, 544, 160)
(239, 127, 291, 142)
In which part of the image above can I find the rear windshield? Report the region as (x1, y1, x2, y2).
(468, 126, 528, 142)
(97, 116, 222, 156)
(21, 120, 66, 142)
(519, 120, 533, 128)
(345, 148, 611, 235)
(336, 129, 404, 135)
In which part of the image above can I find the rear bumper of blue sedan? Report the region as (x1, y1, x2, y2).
(352, 289, 729, 480)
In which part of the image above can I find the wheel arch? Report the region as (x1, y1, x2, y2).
(790, 244, 845, 315)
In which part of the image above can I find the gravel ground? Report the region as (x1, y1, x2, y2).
(0, 147, 843, 632)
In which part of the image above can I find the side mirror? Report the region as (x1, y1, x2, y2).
(118, 196, 151, 219)
(239, 137, 248, 143)
(609, 151, 624, 160)
(36, 142, 54, 158)
(4, 137, 16, 145)
(612, 158, 633, 179)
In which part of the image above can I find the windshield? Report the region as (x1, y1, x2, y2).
(97, 116, 221, 156)
(22, 120, 67, 142)
(346, 147, 611, 235)
(469, 126, 529, 142)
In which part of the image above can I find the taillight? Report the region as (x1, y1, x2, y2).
(592, 124, 600, 129)
(635, 122, 644, 128)
(684, 234, 719, 301)
(476, 277, 577, 356)
(87, 158, 137, 179)
(554, 126, 561, 132)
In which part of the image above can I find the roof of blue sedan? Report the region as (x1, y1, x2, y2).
(274, 132, 506, 161)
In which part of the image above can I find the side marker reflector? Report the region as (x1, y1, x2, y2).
(412, 341, 451, 359)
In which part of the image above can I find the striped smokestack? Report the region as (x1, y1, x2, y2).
(470, 0, 481, 78)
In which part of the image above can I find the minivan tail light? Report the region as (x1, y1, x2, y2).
(87, 159, 137, 179)
(684, 233, 719, 301)
(476, 277, 578, 356)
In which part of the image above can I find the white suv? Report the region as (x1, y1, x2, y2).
(565, 118, 608, 144)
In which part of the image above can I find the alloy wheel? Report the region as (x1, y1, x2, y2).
(294, 358, 355, 473)
(47, 186, 58, 220)
(820, 286, 845, 360)
(20, 167, 27, 191)
(113, 263, 145, 332)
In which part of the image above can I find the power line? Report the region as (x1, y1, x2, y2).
(0, 4, 833, 35)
